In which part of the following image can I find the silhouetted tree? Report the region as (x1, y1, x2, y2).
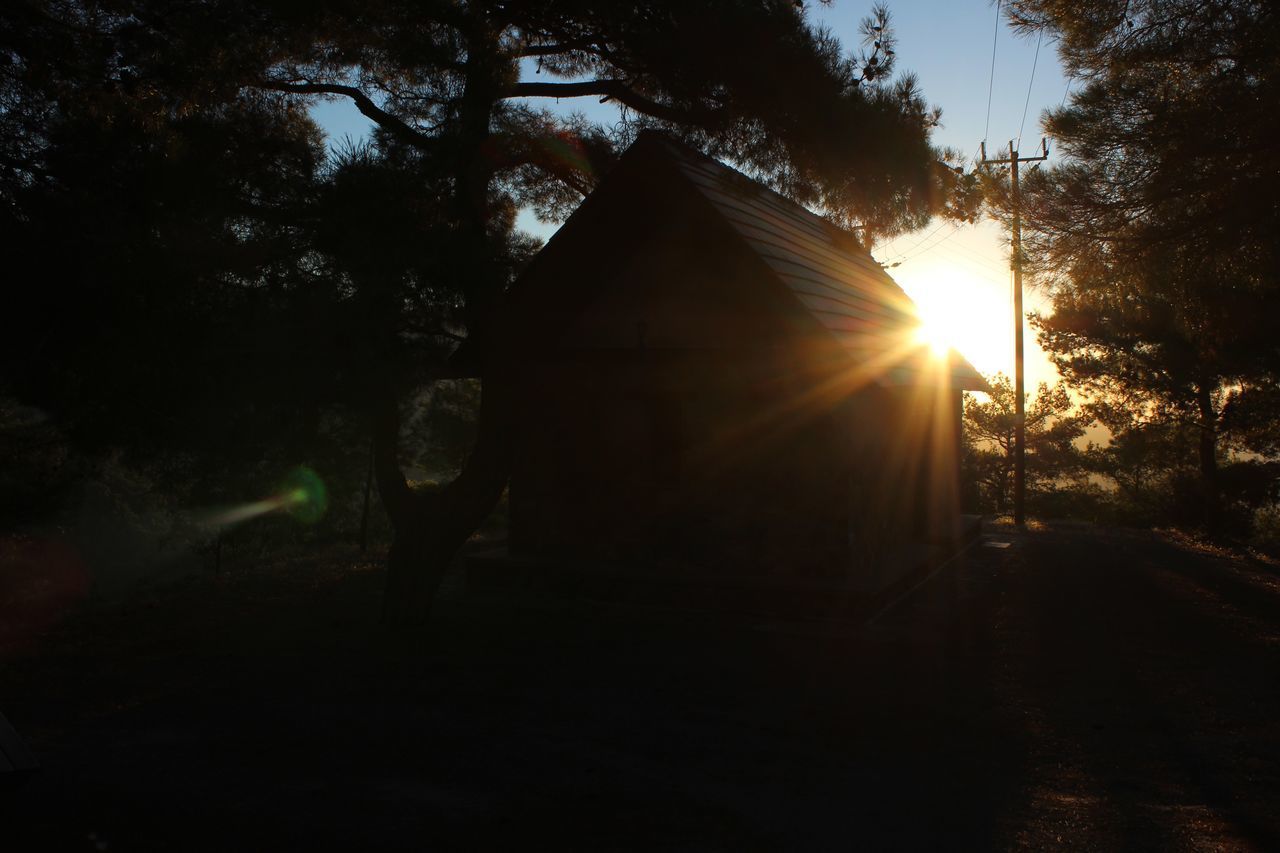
(248, 0, 980, 623)
(2, 1, 979, 623)
(1, 0, 330, 506)
(963, 374, 1090, 515)
(992, 0, 1280, 495)
(1078, 398, 1194, 521)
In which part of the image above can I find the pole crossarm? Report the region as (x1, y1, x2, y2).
(979, 138, 1049, 165)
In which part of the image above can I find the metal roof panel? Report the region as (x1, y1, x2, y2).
(648, 137, 987, 391)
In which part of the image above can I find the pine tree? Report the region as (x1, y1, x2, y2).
(963, 375, 1090, 515)
(996, 0, 1280, 493)
(249, 0, 977, 622)
(2, 1, 976, 623)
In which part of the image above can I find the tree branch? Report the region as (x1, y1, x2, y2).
(515, 42, 592, 58)
(258, 80, 436, 152)
(509, 79, 711, 126)
(480, 132, 597, 195)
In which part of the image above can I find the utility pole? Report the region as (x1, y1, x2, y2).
(980, 138, 1048, 527)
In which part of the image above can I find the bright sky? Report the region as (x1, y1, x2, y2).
(310, 0, 1071, 389)
(806, 0, 1071, 391)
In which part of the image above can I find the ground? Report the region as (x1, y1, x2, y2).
(2, 523, 1279, 851)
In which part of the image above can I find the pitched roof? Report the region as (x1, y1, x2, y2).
(636, 133, 988, 391)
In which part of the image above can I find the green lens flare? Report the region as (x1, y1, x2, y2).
(279, 466, 327, 524)
(197, 467, 328, 530)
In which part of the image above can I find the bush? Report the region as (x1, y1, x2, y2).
(1028, 485, 1110, 523)
(1249, 503, 1280, 556)
(1165, 473, 1253, 539)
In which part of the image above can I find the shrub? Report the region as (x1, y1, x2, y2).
(1249, 503, 1280, 557)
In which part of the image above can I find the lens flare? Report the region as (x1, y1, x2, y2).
(0, 536, 90, 656)
(280, 466, 327, 524)
(539, 132, 594, 178)
(200, 466, 327, 530)
(482, 131, 594, 182)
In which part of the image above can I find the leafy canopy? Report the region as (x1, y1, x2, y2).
(994, 0, 1280, 474)
(1, 0, 972, 450)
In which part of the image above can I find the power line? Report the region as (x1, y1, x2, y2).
(885, 238, 1017, 287)
(914, 244, 1011, 284)
(983, 0, 1002, 144)
(883, 220, 950, 264)
(871, 235, 898, 256)
(879, 220, 1015, 279)
(932, 232, 1005, 265)
(929, 240, 1015, 279)
(887, 219, 1013, 275)
(1017, 28, 1044, 147)
(893, 223, 963, 265)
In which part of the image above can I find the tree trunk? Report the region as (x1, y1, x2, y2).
(375, 373, 512, 626)
(377, 14, 512, 627)
(1196, 383, 1218, 486)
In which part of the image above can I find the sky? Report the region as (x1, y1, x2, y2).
(310, 0, 1073, 390)
(805, 0, 1073, 392)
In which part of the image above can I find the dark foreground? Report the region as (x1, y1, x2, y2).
(3, 524, 1279, 850)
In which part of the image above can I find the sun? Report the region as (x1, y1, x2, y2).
(913, 322, 951, 358)
(895, 265, 1012, 377)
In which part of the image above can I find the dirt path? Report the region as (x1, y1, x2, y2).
(2, 526, 1278, 850)
(987, 527, 1280, 850)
